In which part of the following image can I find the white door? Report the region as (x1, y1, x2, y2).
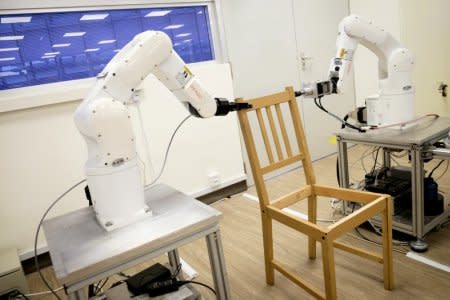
(293, 0, 355, 161)
(221, 0, 354, 185)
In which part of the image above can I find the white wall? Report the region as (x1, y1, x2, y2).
(0, 63, 245, 257)
(220, 0, 301, 98)
(350, 0, 402, 107)
(399, 0, 450, 116)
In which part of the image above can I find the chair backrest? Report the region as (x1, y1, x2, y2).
(237, 86, 316, 207)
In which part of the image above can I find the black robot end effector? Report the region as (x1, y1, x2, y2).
(294, 90, 304, 97)
(214, 98, 252, 116)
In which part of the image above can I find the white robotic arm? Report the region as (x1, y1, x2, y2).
(301, 15, 415, 127)
(74, 31, 250, 231)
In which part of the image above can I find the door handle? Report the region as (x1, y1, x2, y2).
(438, 82, 448, 97)
(300, 54, 313, 71)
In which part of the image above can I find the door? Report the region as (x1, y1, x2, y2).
(293, 0, 355, 161)
(221, 0, 354, 185)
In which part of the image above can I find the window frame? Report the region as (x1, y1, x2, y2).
(0, 0, 228, 112)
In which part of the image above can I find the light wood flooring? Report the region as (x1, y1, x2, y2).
(26, 145, 450, 299)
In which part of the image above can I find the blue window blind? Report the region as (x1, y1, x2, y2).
(0, 6, 214, 90)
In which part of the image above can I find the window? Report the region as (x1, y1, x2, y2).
(0, 6, 214, 90)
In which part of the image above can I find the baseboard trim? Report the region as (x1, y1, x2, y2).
(22, 252, 52, 275)
(196, 179, 247, 205)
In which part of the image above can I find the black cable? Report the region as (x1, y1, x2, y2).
(428, 160, 445, 178)
(179, 280, 216, 295)
(354, 226, 382, 245)
(313, 97, 365, 132)
(371, 148, 381, 174)
(34, 179, 86, 300)
(21, 292, 30, 300)
(94, 279, 104, 295)
(341, 114, 349, 129)
(317, 97, 363, 132)
(146, 115, 192, 187)
(7, 290, 30, 300)
(118, 271, 131, 279)
(171, 263, 182, 278)
(110, 280, 126, 289)
(95, 277, 109, 295)
(336, 158, 340, 186)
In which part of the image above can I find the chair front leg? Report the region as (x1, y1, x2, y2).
(322, 238, 337, 300)
(382, 196, 394, 290)
(308, 195, 317, 259)
(261, 213, 275, 285)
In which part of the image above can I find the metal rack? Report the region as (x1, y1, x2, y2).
(43, 184, 230, 300)
(336, 116, 450, 251)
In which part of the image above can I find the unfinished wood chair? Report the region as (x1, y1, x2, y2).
(236, 86, 394, 300)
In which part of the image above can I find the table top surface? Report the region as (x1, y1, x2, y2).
(336, 116, 450, 146)
(43, 184, 222, 284)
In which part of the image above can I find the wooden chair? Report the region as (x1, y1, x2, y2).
(236, 86, 394, 300)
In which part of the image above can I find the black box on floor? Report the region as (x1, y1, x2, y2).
(126, 263, 172, 295)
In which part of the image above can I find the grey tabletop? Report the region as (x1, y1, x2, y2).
(336, 116, 450, 146)
(43, 184, 222, 285)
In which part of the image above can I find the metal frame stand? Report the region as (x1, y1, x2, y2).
(44, 185, 230, 300)
(410, 144, 428, 251)
(206, 230, 230, 300)
(337, 117, 450, 252)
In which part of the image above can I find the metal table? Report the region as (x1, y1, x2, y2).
(336, 116, 450, 251)
(43, 184, 230, 299)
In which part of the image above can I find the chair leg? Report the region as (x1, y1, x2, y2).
(382, 197, 394, 290)
(261, 214, 275, 285)
(322, 239, 337, 300)
(308, 195, 317, 259)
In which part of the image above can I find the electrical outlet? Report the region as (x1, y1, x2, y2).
(208, 172, 221, 188)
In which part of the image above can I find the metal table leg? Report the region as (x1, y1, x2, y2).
(337, 137, 349, 214)
(206, 230, 230, 300)
(410, 144, 428, 252)
(383, 148, 391, 169)
(67, 289, 87, 300)
(168, 249, 184, 279)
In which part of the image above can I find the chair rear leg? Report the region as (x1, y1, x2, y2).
(382, 197, 394, 290)
(322, 239, 337, 300)
(262, 214, 275, 285)
(308, 195, 317, 259)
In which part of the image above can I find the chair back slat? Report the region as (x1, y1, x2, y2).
(256, 108, 275, 164)
(275, 103, 293, 157)
(265, 106, 284, 161)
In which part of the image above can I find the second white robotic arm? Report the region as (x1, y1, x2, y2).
(300, 15, 415, 127)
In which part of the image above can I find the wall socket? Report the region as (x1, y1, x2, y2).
(208, 172, 221, 188)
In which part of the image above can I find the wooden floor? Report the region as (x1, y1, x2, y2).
(27, 145, 450, 299)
